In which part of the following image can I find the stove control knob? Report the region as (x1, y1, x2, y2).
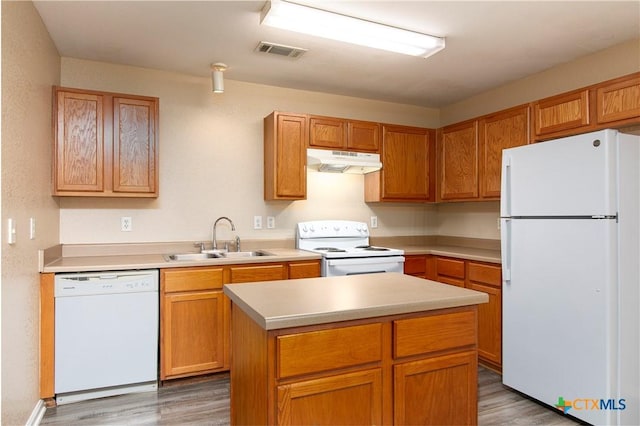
(309, 225, 315, 232)
(302, 225, 308, 232)
(333, 226, 340, 231)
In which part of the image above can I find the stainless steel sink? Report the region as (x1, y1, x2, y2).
(164, 252, 223, 261)
(164, 250, 273, 261)
(222, 250, 272, 258)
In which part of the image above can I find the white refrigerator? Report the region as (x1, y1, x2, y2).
(500, 129, 639, 425)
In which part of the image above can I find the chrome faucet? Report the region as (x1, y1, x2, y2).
(212, 216, 235, 251)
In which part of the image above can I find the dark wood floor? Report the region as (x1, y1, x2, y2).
(41, 367, 579, 425)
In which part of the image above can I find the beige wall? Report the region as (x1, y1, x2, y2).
(440, 38, 640, 125)
(1, 1, 61, 424)
(59, 58, 441, 243)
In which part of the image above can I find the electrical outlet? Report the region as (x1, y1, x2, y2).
(370, 216, 378, 229)
(267, 216, 275, 229)
(253, 215, 263, 230)
(121, 216, 132, 232)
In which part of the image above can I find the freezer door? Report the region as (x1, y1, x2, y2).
(502, 218, 618, 425)
(501, 129, 617, 217)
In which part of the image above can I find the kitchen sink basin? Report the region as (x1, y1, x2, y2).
(164, 250, 273, 261)
(223, 250, 273, 258)
(164, 252, 223, 261)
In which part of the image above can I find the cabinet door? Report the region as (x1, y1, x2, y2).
(439, 121, 479, 200)
(161, 290, 226, 379)
(394, 351, 477, 426)
(347, 120, 380, 152)
(595, 73, 640, 125)
(479, 106, 529, 198)
(380, 125, 433, 201)
(533, 89, 590, 138)
(288, 261, 321, 279)
(229, 264, 287, 283)
(466, 262, 502, 369)
(264, 112, 307, 200)
(309, 116, 346, 149)
(277, 369, 382, 426)
(404, 255, 427, 278)
(54, 91, 104, 193)
(113, 97, 158, 194)
(435, 257, 466, 287)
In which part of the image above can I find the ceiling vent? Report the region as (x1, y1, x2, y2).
(255, 41, 307, 59)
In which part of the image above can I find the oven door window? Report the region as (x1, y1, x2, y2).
(324, 256, 405, 276)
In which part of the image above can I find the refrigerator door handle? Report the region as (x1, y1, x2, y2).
(500, 154, 511, 217)
(501, 218, 511, 284)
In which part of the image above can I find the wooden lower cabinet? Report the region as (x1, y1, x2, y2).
(160, 267, 227, 379)
(231, 305, 479, 425)
(404, 255, 503, 371)
(277, 369, 383, 426)
(394, 351, 477, 426)
(161, 259, 321, 380)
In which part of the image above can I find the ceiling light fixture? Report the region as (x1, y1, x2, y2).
(210, 63, 227, 93)
(260, 0, 445, 58)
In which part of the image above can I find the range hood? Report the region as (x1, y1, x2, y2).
(307, 148, 382, 174)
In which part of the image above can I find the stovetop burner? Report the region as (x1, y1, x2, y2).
(355, 245, 390, 251)
(314, 247, 347, 252)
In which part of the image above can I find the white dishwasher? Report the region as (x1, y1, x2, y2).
(54, 270, 159, 404)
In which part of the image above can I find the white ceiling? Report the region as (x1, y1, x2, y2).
(33, 1, 640, 108)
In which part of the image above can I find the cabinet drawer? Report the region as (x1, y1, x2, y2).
(288, 261, 320, 279)
(162, 268, 224, 292)
(394, 310, 476, 358)
(277, 323, 382, 378)
(436, 257, 465, 279)
(229, 264, 286, 283)
(404, 255, 426, 275)
(467, 262, 501, 288)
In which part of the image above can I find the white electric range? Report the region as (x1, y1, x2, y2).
(296, 220, 405, 277)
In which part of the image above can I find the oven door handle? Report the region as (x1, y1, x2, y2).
(325, 256, 405, 266)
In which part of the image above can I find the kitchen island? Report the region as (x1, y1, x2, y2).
(223, 272, 489, 425)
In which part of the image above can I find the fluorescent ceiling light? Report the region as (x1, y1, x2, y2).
(261, 0, 445, 58)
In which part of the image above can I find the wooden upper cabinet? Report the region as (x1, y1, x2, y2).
(53, 86, 159, 197)
(113, 97, 157, 194)
(595, 72, 640, 125)
(438, 121, 479, 201)
(309, 115, 380, 152)
(533, 89, 591, 138)
(264, 112, 308, 200)
(309, 116, 346, 149)
(479, 106, 530, 198)
(54, 90, 105, 193)
(366, 125, 434, 202)
(347, 120, 380, 152)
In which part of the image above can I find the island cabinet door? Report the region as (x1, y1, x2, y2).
(394, 351, 478, 426)
(276, 369, 383, 425)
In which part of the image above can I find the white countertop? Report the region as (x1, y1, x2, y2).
(223, 272, 489, 330)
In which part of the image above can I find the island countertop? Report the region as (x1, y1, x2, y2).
(223, 272, 489, 330)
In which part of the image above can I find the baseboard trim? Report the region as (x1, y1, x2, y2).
(25, 399, 46, 426)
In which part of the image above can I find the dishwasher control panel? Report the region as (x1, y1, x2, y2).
(55, 270, 159, 297)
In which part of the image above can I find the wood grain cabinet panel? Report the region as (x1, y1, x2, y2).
(277, 369, 383, 426)
(435, 257, 466, 287)
(54, 90, 105, 193)
(347, 120, 380, 152)
(439, 121, 479, 201)
(113, 97, 157, 193)
(309, 116, 346, 149)
(365, 125, 434, 202)
(161, 267, 227, 379)
(394, 351, 477, 426)
(533, 89, 591, 137)
(288, 261, 321, 279)
(53, 86, 158, 197)
(479, 106, 530, 198)
(466, 262, 502, 371)
(264, 112, 308, 200)
(404, 255, 427, 278)
(595, 73, 640, 125)
(229, 264, 287, 283)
